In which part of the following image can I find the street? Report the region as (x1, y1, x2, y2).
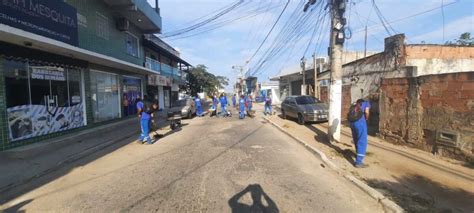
(1, 109, 383, 212)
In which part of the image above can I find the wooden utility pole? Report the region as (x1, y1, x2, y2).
(328, 0, 346, 143)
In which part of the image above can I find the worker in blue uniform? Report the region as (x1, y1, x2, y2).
(219, 93, 228, 117)
(232, 94, 237, 108)
(210, 95, 218, 117)
(350, 99, 371, 168)
(264, 95, 272, 116)
(195, 96, 203, 117)
(246, 95, 253, 112)
(136, 96, 152, 144)
(239, 95, 246, 119)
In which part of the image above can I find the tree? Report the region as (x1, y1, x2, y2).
(445, 32, 474, 46)
(185, 64, 229, 96)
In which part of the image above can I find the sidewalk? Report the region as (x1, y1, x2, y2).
(255, 104, 474, 212)
(0, 115, 169, 202)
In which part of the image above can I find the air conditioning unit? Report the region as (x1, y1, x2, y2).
(145, 62, 152, 69)
(116, 18, 129, 31)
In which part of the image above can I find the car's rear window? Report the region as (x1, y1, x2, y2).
(295, 96, 320, 105)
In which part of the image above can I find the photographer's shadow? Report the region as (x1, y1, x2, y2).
(228, 184, 279, 213)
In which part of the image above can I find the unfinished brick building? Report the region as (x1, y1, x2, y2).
(325, 34, 473, 161)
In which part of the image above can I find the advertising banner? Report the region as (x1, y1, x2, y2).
(0, 0, 79, 46)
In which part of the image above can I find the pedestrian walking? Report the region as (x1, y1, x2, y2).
(137, 96, 154, 145)
(348, 99, 371, 168)
(195, 96, 203, 117)
(264, 95, 272, 116)
(239, 95, 246, 119)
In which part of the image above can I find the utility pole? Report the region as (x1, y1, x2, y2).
(300, 57, 306, 95)
(313, 54, 320, 99)
(364, 25, 368, 57)
(328, 0, 346, 143)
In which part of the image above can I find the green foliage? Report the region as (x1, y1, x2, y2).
(445, 32, 474, 46)
(185, 64, 229, 96)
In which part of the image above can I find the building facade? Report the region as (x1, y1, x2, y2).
(0, 0, 189, 151)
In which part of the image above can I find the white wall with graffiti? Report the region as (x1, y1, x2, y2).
(7, 104, 85, 142)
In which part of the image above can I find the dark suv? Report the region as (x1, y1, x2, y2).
(280, 96, 328, 124)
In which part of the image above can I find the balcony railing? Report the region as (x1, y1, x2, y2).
(145, 57, 161, 74)
(145, 58, 187, 82)
(161, 63, 173, 76)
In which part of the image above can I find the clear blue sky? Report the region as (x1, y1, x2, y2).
(149, 0, 473, 91)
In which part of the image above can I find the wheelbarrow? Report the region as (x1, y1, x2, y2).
(167, 111, 182, 130)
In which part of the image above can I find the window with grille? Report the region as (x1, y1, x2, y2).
(95, 12, 109, 40)
(125, 32, 139, 57)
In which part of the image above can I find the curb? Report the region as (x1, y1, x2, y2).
(261, 116, 404, 213)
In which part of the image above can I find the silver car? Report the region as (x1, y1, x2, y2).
(280, 96, 328, 124)
(170, 98, 196, 119)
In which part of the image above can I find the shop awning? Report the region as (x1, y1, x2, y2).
(0, 24, 159, 76)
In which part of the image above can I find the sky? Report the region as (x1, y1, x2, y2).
(147, 0, 474, 92)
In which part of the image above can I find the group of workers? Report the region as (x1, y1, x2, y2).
(135, 91, 369, 169)
(192, 93, 273, 119)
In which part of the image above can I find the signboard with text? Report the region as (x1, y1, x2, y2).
(148, 75, 171, 87)
(30, 66, 66, 81)
(0, 0, 78, 46)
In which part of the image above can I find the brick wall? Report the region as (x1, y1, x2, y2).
(379, 78, 412, 143)
(419, 72, 474, 158)
(320, 86, 328, 103)
(406, 45, 474, 59)
(317, 85, 351, 119)
(379, 72, 474, 160)
(341, 85, 352, 119)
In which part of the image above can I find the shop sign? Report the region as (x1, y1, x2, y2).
(148, 75, 171, 86)
(30, 66, 65, 81)
(7, 103, 85, 142)
(0, 0, 79, 46)
(71, 96, 81, 104)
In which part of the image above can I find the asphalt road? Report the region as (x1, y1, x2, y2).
(1, 110, 383, 212)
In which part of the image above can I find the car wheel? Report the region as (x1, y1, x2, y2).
(187, 111, 192, 119)
(297, 113, 305, 125)
(281, 109, 287, 119)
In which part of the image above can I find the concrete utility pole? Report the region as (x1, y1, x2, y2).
(328, 0, 346, 143)
(364, 25, 368, 58)
(301, 57, 306, 95)
(313, 54, 320, 99)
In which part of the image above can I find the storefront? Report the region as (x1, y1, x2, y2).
(89, 70, 121, 123)
(2, 57, 86, 142)
(122, 76, 142, 117)
(147, 74, 171, 109)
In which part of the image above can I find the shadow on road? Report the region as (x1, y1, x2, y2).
(0, 121, 172, 207)
(305, 124, 356, 165)
(364, 174, 474, 212)
(2, 199, 33, 213)
(153, 123, 189, 141)
(228, 184, 279, 213)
